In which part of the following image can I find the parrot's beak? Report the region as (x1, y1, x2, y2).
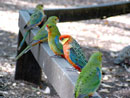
(60, 38, 69, 45)
(59, 39, 62, 44)
(57, 18, 59, 23)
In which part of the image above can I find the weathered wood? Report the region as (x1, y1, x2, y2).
(26, 1, 130, 22)
(16, 10, 102, 98)
(15, 31, 42, 85)
(16, 1, 130, 96)
(43, 1, 130, 22)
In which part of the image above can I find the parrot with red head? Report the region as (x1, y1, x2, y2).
(59, 35, 87, 72)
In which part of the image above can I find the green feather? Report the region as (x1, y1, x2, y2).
(25, 4, 45, 31)
(75, 52, 102, 98)
(47, 23, 64, 56)
(70, 39, 87, 68)
(18, 4, 45, 50)
(16, 16, 59, 60)
(33, 16, 59, 41)
(16, 45, 32, 60)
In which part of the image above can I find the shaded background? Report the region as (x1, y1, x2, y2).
(0, 0, 130, 98)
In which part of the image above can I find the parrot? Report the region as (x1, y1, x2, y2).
(59, 35, 87, 72)
(46, 23, 64, 58)
(18, 4, 46, 50)
(74, 51, 102, 98)
(24, 4, 46, 31)
(33, 16, 59, 41)
(16, 16, 59, 60)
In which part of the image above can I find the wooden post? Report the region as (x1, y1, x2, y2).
(44, 1, 130, 22)
(15, 31, 42, 85)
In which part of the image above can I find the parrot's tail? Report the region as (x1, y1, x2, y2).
(18, 31, 30, 50)
(16, 40, 43, 60)
(15, 44, 32, 60)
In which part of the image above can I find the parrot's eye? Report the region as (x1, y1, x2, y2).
(49, 26, 52, 28)
(61, 38, 64, 40)
(98, 56, 102, 61)
(40, 5, 43, 7)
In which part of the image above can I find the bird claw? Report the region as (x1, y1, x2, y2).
(90, 96, 102, 98)
(50, 55, 62, 58)
(65, 67, 77, 72)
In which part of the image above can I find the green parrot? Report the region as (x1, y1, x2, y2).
(32, 16, 59, 41)
(46, 23, 64, 58)
(75, 52, 102, 98)
(18, 4, 46, 50)
(16, 16, 59, 60)
(24, 4, 46, 30)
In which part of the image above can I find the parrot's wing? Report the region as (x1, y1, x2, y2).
(69, 40, 87, 69)
(55, 36, 63, 53)
(79, 67, 101, 96)
(29, 10, 44, 25)
(16, 39, 44, 60)
(69, 48, 83, 68)
(25, 10, 44, 30)
(33, 29, 48, 41)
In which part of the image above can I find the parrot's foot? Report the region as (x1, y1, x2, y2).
(90, 96, 101, 98)
(65, 67, 77, 72)
(50, 55, 62, 58)
(121, 63, 130, 73)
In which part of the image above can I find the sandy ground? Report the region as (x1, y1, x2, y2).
(0, 0, 130, 98)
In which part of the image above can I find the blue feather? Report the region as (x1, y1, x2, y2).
(69, 48, 85, 69)
(18, 31, 30, 50)
(96, 67, 101, 80)
(39, 33, 48, 40)
(25, 11, 43, 30)
(78, 94, 88, 98)
(55, 36, 63, 53)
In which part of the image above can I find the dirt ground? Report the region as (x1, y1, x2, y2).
(0, 0, 130, 98)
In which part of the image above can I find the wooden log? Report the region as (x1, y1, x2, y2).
(15, 25, 42, 85)
(44, 1, 130, 22)
(25, 1, 130, 22)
